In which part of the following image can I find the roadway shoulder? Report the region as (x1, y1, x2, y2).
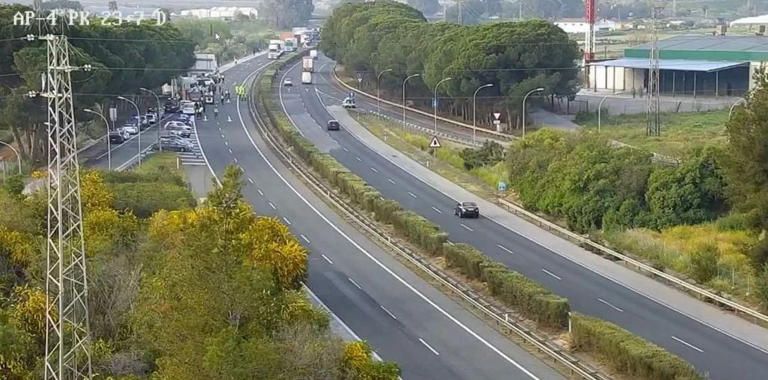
(326, 105, 768, 353)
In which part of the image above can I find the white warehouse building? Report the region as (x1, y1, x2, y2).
(555, 19, 617, 34)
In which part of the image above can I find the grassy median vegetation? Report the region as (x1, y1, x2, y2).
(0, 153, 397, 379)
(258, 46, 702, 379)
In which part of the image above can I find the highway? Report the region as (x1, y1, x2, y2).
(84, 56, 565, 380)
(278, 54, 768, 380)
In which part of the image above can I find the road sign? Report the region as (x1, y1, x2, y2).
(109, 107, 117, 122)
(493, 120, 501, 125)
(429, 136, 441, 148)
(493, 112, 501, 120)
(497, 181, 507, 192)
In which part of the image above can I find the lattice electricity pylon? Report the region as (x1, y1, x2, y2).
(646, 4, 663, 137)
(40, 34, 93, 380)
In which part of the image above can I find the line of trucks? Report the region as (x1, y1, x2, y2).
(302, 49, 318, 84)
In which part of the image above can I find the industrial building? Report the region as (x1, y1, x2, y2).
(587, 35, 768, 97)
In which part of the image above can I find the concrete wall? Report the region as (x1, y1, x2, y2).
(589, 65, 628, 92)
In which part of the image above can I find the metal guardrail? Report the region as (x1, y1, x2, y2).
(331, 67, 514, 142)
(250, 61, 607, 380)
(496, 198, 768, 324)
(332, 63, 768, 326)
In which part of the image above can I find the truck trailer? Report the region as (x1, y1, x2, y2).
(302, 72, 312, 84)
(302, 57, 314, 73)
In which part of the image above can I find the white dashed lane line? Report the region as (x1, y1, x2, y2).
(387, 178, 396, 184)
(348, 278, 362, 290)
(282, 217, 292, 225)
(321, 254, 333, 264)
(597, 298, 624, 313)
(497, 244, 515, 254)
(431, 206, 442, 214)
(268, 202, 276, 210)
(257, 188, 264, 196)
(248, 178, 254, 184)
(419, 338, 440, 356)
(408, 192, 417, 198)
(300, 234, 311, 244)
(541, 269, 562, 281)
(380, 305, 397, 320)
(672, 336, 704, 353)
(460, 224, 474, 232)
(370, 167, 379, 173)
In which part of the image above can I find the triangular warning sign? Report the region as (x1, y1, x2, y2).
(429, 136, 441, 148)
(493, 112, 501, 120)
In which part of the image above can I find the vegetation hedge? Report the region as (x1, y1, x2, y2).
(256, 53, 703, 380)
(570, 313, 703, 380)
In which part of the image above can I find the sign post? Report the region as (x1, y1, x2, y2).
(493, 111, 502, 132)
(429, 136, 441, 149)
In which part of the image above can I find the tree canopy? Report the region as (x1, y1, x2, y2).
(258, 0, 315, 29)
(321, 1, 580, 129)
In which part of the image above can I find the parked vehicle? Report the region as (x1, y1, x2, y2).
(454, 202, 480, 218)
(327, 120, 340, 131)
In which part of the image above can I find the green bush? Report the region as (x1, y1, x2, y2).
(2, 175, 24, 196)
(443, 243, 489, 279)
(570, 313, 703, 380)
(480, 264, 570, 328)
(689, 243, 719, 283)
(111, 182, 195, 218)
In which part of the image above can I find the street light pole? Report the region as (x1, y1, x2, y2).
(0, 140, 22, 175)
(117, 96, 142, 167)
(376, 69, 393, 116)
(598, 95, 609, 133)
(402, 73, 421, 129)
(521, 87, 544, 139)
(433, 77, 453, 135)
(473, 83, 494, 145)
(140, 87, 162, 152)
(83, 108, 112, 170)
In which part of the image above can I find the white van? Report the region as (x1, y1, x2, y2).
(342, 97, 356, 109)
(180, 101, 195, 115)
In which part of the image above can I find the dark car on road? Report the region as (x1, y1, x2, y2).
(108, 131, 126, 144)
(455, 202, 480, 218)
(327, 120, 340, 131)
(164, 102, 180, 113)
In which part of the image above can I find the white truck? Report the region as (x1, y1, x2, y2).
(302, 57, 314, 73)
(267, 39, 283, 60)
(284, 37, 297, 52)
(310, 49, 318, 59)
(302, 72, 312, 84)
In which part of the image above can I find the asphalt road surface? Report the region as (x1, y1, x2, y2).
(85, 56, 566, 379)
(278, 54, 768, 380)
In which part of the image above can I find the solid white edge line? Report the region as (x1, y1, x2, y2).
(194, 57, 387, 364)
(597, 298, 624, 313)
(497, 244, 515, 255)
(321, 254, 333, 264)
(331, 92, 768, 356)
(246, 64, 541, 380)
(419, 338, 440, 356)
(672, 336, 704, 353)
(380, 305, 397, 320)
(541, 269, 562, 281)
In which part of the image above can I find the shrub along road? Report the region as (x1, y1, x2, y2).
(278, 54, 768, 380)
(115, 55, 565, 379)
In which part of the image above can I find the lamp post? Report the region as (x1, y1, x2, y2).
(433, 77, 453, 135)
(117, 96, 142, 167)
(521, 87, 544, 139)
(402, 73, 421, 128)
(83, 108, 112, 170)
(597, 95, 609, 133)
(473, 83, 494, 145)
(729, 98, 747, 120)
(0, 140, 21, 175)
(376, 68, 393, 116)
(140, 87, 162, 152)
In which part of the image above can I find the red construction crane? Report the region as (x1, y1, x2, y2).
(584, 0, 597, 86)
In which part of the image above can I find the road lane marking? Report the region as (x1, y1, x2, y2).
(248, 178, 254, 184)
(497, 244, 515, 254)
(387, 178, 396, 184)
(343, 147, 349, 152)
(282, 217, 292, 225)
(598, 298, 624, 312)
(460, 224, 474, 232)
(257, 188, 264, 196)
(431, 206, 442, 214)
(672, 336, 704, 353)
(300, 234, 311, 244)
(356, 156, 362, 162)
(381, 305, 397, 320)
(224, 140, 228, 146)
(233, 157, 238, 164)
(228, 148, 233, 154)
(221, 133, 225, 139)
(408, 192, 417, 198)
(268, 202, 276, 210)
(321, 254, 333, 264)
(370, 167, 379, 173)
(232, 69, 541, 379)
(419, 338, 440, 356)
(541, 269, 562, 281)
(348, 278, 362, 290)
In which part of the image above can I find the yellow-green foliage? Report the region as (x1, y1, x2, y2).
(606, 223, 755, 296)
(570, 313, 703, 380)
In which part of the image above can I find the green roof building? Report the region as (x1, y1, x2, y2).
(587, 35, 768, 97)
